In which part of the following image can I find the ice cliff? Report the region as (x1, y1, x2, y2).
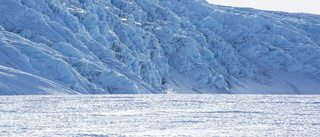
(1, 0, 320, 95)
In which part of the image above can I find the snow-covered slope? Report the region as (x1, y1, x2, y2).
(0, 0, 320, 95)
(0, 65, 78, 95)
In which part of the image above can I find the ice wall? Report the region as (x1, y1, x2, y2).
(0, 0, 319, 94)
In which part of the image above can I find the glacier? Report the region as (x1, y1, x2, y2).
(0, 0, 320, 95)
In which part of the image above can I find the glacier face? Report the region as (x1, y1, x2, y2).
(0, 0, 320, 95)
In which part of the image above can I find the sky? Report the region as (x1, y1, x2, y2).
(206, 0, 320, 15)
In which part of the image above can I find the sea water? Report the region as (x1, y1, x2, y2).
(0, 94, 319, 136)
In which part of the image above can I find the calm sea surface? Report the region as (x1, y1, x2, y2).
(0, 94, 319, 136)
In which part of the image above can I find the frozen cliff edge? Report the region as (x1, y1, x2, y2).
(0, 0, 320, 95)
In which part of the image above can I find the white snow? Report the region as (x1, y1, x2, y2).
(0, 95, 319, 136)
(0, 65, 78, 95)
(232, 71, 320, 94)
(0, 0, 320, 94)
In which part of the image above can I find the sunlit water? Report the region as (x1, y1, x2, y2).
(0, 95, 319, 136)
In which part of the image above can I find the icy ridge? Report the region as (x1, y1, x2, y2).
(0, 0, 320, 94)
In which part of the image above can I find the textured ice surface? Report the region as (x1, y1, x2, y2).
(1, 0, 320, 94)
(0, 95, 319, 136)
